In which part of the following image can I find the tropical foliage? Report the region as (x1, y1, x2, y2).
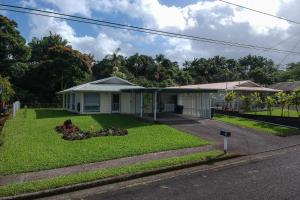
(224, 91, 236, 110)
(0, 76, 14, 103)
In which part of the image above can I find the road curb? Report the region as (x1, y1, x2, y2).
(1, 154, 241, 200)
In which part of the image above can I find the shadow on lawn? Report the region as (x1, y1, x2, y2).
(91, 114, 153, 129)
(35, 109, 77, 119)
(34, 109, 152, 129)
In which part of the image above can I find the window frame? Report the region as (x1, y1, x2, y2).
(83, 93, 100, 112)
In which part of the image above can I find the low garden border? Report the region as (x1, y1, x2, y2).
(215, 109, 300, 129)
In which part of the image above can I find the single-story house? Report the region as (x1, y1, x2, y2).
(269, 81, 300, 92)
(169, 80, 280, 110)
(57, 76, 217, 120)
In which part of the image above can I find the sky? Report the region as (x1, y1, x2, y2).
(1, 0, 300, 67)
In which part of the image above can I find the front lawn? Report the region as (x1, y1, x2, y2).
(244, 108, 299, 117)
(0, 151, 223, 197)
(0, 109, 208, 175)
(213, 114, 299, 136)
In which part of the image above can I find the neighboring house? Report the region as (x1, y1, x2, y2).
(269, 81, 300, 92)
(58, 76, 216, 119)
(169, 80, 280, 110)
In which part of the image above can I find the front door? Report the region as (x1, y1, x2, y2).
(112, 94, 120, 112)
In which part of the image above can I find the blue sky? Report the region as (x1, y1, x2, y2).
(1, 0, 300, 66)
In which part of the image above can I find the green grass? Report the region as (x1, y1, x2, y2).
(214, 114, 299, 136)
(0, 151, 223, 197)
(244, 108, 299, 117)
(0, 109, 208, 175)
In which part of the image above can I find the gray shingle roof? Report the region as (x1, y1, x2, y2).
(169, 80, 280, 92)
(57, 76, 144, 93)
(269, 81, 300, 92)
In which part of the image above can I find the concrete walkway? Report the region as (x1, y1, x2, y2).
(0, 145, 215, 185)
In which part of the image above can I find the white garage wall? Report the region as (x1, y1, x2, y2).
(178, 92, 211, 118)
(100, 92, 111, 113)
(121, 93, 131, 113)
(130, 92, 136, 114)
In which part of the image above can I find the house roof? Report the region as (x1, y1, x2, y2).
(269, 81, 300, 92)
(168, 80, 280, 92)
(57, 76, 144, 93)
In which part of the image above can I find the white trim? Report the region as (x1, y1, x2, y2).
(154, 91, 157, 121)
(140, 92, 143, 118)
(111, 93, 121, 113)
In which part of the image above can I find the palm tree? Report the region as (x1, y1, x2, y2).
(275, 91, 288, 117)
(106, 48, 123, 72)
(293, 88, 300, 117)
(265, 95, 276, 116)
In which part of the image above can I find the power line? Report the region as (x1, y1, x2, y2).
(1, 3, 262, 47)
(259, 30, 300, 56)
(278, 38, 300, 68)
(1, 4, 300, 56)
(0, 8, 254, 48)
(218, 0, 300, 25)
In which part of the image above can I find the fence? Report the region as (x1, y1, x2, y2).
(13, 101, 21, 118)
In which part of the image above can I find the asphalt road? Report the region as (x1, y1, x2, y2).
(52, 146, 300, 200)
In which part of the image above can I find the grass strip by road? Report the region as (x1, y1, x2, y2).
(244, 108, 299, 118)
(214, 114, 299, 137)
(0, 151, 223, 197)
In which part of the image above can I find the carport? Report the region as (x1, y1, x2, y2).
(121, 88, 217, 121)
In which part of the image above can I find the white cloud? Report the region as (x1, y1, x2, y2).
(71, 34, 121, 58)
(28, 14, 123, 60)
(22, 0, 300, 65)
(45, 0, 91, 16)
(228, 0, 291, 35)
(21, 0, 37, 7)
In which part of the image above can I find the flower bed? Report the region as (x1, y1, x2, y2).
(55, 119, 128, 140)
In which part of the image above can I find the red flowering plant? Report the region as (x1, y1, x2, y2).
(55, 119, 80, 134)
(55, 119, 128, 141)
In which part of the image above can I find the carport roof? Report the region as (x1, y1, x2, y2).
(168, 80, 280, 92)
(121, 87, 218, 93)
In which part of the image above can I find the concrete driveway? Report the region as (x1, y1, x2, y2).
(158, 114, 300, 155)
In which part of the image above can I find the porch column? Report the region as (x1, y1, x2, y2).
(154, 90, 157, 121)
(140, 92, 143, 118)
(80, 93, 84, 114)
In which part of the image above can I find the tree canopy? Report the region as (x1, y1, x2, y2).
(0, 14, 298, 104)
(0, 75, 15, 103)
(24, 34, 93, 103)
(277, 62, 300, 81)
(0, 15, 30, 76)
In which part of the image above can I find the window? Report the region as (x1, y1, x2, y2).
(64, 94, 67, 108)
(67, 94, 70, 109)
(84, 93, 100, 112)
(72, 94, 75, 110)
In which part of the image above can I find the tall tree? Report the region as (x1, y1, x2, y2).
(92, 48, 126, 80)
(26, 34, 93, 103)
(29, 33, 68, 62)
(184, 56, 243, 83)
(0, 15, 31, 77)
(277, 62, 300, 81)
(238, 55, 278, 85)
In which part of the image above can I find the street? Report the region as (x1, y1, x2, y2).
(45, 145, 300, 200)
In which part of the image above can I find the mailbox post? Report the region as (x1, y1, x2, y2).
(220, 131, 231, 153)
